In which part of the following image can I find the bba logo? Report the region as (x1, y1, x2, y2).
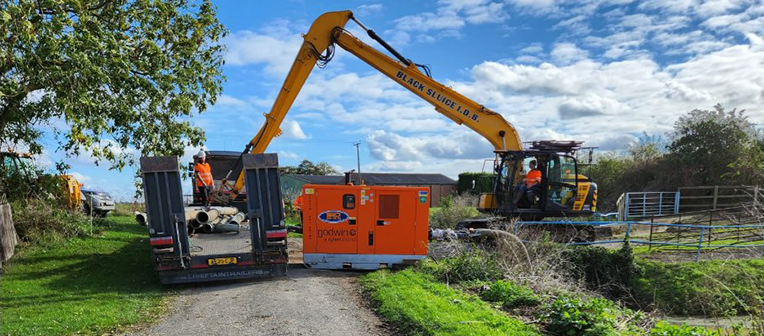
(318, 210, 349, 224)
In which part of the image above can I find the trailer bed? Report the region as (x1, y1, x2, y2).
(189, 225, 252, 256)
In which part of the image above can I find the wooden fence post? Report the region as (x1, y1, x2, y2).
(0, 195, 19, 268)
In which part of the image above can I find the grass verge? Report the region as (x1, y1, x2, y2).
(360, 269, 539, 336)
(1, 216, 171, 335)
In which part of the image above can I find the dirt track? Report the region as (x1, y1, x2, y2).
(132, 238, 389, 336)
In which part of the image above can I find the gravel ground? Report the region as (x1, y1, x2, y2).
(130, 238, 390, 336)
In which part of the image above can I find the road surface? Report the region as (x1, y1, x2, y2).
(131, 238, 389, 336)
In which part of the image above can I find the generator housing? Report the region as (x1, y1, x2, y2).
(302, 184, 429, 270)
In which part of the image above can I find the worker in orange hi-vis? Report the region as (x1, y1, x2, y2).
(194, 150, 214, 207)
(525, 160, 542, 187)
(515, 159, 542, 206)
(293, 194, 304, 224)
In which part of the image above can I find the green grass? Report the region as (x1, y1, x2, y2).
(360, 269, 539, 336)
(285, 217, 302, 238)
(634, 258, 764, 317)
(1, 216, 171, 335)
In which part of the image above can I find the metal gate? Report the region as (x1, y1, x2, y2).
(617, 191, 680, 221)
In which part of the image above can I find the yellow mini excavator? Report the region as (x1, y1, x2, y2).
(216, 10, 598, 222)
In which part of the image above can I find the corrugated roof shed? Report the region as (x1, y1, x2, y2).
(347, 173, 456, 185)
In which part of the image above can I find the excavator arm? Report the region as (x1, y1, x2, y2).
(222, 10, 521, 200)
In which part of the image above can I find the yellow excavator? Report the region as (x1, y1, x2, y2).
(1, 150, 83, 210)
(217, 10, 597, 221)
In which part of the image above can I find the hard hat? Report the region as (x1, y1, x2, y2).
(197, 150, 206, 158)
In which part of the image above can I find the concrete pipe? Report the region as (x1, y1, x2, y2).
(188, 219, 202, 230)
(226, 212, 247, 225)
(184, 207, 205, 223)
(214, 223, 240, 234)
(135, 212, 148, 226)
(201, 223, 212, 233)
(196, 206, 238, 224)
(201, 216, 227, 233)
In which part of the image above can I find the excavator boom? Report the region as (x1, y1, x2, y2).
(223, 10, 521, 199)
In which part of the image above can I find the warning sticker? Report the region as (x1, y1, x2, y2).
(305, 188, 314, 195)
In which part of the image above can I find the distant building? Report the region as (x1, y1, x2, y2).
(280, 172, 458, 207)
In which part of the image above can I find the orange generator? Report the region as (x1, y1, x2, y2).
(302, 184, 430, 270)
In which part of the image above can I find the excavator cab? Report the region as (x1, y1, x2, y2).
(478, 141, 597, 220)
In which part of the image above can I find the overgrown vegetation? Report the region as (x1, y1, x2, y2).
(417, 249, 503, 283)
(429, 194, 481, 229)
(457, 172, 494, 194)
(634, 259, 764, 317)
(364, 249, 740, 335)
(0, 216, 171, 335)
(562, 244, 641, 301)
(545, 296, 649, 336)
(586, 104, 764, 211)
(563, 244, 764, 321)
(377, 232, 764, 335)
(10, 198, 98, 247)
(113, 202, 145, 217)
(2, 162, 97, 246)
(479, 280, 541, 309)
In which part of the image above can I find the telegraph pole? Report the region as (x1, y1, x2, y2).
(353, 141, 361, 185)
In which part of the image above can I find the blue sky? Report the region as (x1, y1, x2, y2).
(39, 0, 764, 200)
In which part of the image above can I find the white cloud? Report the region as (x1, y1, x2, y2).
(355, 4, 383, 16)
(696, 0, 752, 17)
(224, 28, 302, 76)
(550, 43, 589, 64)
(520, 43, 544, 54)
(506, 0, 559, 11)
(395, 11, 465, 32)
(444, 41, 764, 148)
(393, 0, 508, 42)
(216, 94, 250, 109)
(281, 120, 309, 139)
(278, 150, 300, 160)
(368, 130, 493, 162)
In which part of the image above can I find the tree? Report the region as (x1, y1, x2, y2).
(667, 104, 764, 186)
(0, 0, 227, 169)
(280, 160, 338, 175)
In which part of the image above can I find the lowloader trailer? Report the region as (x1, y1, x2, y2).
(140, 153, 288, 284)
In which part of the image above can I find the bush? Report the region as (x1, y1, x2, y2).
(11, 198, 97, 246)
(457, 172, 494, 194)
(480, 280, 541, 309)
(562, 244, 640, 301)
(545, 296, 647, 336)
(649, 322, 720, 336)
(429, 194, 480, 229)
(418, 249, 503, 284)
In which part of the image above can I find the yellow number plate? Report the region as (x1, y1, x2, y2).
(207, 257, 238, 266)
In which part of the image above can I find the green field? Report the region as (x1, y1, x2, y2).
(1, 216, 171, 335)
